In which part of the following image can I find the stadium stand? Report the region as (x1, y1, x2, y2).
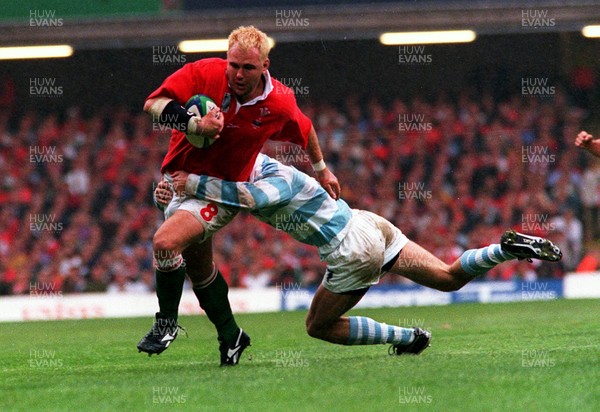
(0, 81, 598, 295)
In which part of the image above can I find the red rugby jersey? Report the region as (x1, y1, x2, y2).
(147, 58, 312, 181)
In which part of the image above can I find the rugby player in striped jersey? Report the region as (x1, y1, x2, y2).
(160, 153, 562, 355)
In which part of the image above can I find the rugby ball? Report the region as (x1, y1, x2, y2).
(184, 94, 218, 148)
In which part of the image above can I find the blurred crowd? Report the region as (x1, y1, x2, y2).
(1, 87, 599, 296)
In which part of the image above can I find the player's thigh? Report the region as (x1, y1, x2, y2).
(157, 196, 238, 252)
(182, 240, 214, 283)
(390, 240, 450, 284)
(306, 285, 366, 328)
(154, 210, 205, 252)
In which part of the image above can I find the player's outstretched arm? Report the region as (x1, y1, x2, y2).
(305, 126, 341, 200)
(575, 130, 600, 157)
(170, 170, 292, 211)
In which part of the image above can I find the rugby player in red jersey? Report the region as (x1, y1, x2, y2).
(136, 26, 340, 365)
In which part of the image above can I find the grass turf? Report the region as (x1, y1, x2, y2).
(1, 298, 599, 411)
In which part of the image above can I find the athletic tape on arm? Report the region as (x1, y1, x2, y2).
(148, 98, 196, 133)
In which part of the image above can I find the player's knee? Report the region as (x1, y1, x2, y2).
(305, 317, 317, 337)
(153, 232, 180, 254)
(305, 322, 321, 339)
(305, 317, 326, 339)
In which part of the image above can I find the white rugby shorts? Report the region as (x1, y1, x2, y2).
(162, 174, 238, 243)
(322, 210, 409, 294)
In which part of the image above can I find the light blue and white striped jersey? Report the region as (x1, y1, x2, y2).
(186, 154, 352, 257)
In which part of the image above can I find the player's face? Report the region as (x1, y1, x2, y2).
(226, 44, 269, 104)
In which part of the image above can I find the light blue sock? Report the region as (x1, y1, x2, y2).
(347, 316, 414, 345)
(460, 244, 514, 277)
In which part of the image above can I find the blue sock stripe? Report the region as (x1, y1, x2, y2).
(490, 244, 502, 261)
(462, 250, 484, 276)
(460, 251, 473, 274)
(461, 246, 509, 277)
(387, 325, 396, 344)
(480, 248, 495, 266)
(401, 328, 413, 344)
(467, 250, 478, 271)
(364, 320, 372, 344)
(348, 317, 415, 345)
(348, 317, 358, 344)
(493, 244, 511, 261)
(360, 317, 370, 344)
(373, 322, 382, 344)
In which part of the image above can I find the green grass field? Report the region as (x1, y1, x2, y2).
(2, 299, 599, 411)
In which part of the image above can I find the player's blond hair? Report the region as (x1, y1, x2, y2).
(228, 26, 270, 62)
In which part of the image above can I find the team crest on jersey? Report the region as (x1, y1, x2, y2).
(251, 107, 270, 128)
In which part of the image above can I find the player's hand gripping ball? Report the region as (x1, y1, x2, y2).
(185, 94, 219, 148)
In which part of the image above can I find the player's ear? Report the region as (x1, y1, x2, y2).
(262, 58, 270, 72)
